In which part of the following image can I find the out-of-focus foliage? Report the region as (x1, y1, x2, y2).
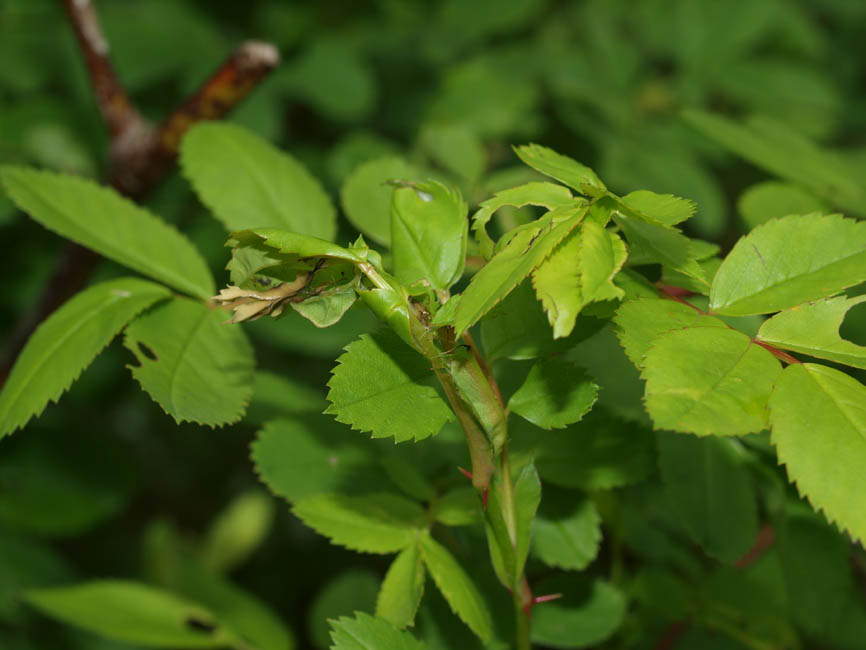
(2, 0, 866, 649)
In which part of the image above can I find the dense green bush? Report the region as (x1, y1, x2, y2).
(2, 1, 866, 649)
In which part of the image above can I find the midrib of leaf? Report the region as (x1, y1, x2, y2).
(550, 519, 588, 562)
(32, 188, 205, 298)
(164, 308, 211, 415)
(219, 131, 287, 225)
(809, 368, 866, 446)
(715, 249, 866, 313)
(331, 379, 434, 411)
(0, 293, 130, 428)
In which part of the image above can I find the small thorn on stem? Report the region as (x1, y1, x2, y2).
(482, 488, 488, 511)
(532, 593, 562, 605)
(457, 466, 473, 480)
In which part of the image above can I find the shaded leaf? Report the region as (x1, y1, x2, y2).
(417, 533, 492, 642)
(658, 433, 759, 563)
(769, 364, 866, 544)
(710, 214, 866, 315)
(26, 581, 226, 648)
(532, 489, 601, 572)
(0, 166, 214, 298)
(201, 490, 275, 574)
(123, 298, 255, 427)
(182, 123, 335, 239)
(292, 492, 425, 554)
(309, 571, 379, 648)
(326, 331, 453, 442)
(329, 612, 428, 650)
(508, 359, 598, 429)
(530, 577, 625, 649)
(0, 278, 169, 437)
(737, 181, 827, 230)
(642, 327, 782, 435)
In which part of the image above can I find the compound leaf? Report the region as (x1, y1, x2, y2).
(326, 331, 453, 442)
(710, 214, 866, 315)
(769, 363, 866, 544)
(658, 433, 759, 563)
(508, 359, 598, 430)
(455, 206, 586, 335)
(376, 544, 425, 629)
(123, 298, 255, 427)
(757, 295, 866, 369)
(0, 166, 214, 298)
(0, 278, 170, 437)
(417, 533, 492, 642)
(514, 144, 606, 197)
(25, 581, 227, 648)
(391, 180, 467, 291)
(642, 327, 782, 435)
(329, 612, 428, 650)
(181, 123, 336, 240)
(292, 492, 425, 554)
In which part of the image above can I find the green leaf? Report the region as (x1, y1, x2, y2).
(471, 181, 575, 258)
(613, 212, 702, 279)
(341, 156, 422, 246)
(291, 282, 358, 328)
(0, 166, 214, 298)
(530, 410, 657, 490)
(123, 298, 255, 427)
(514, 144, 606, 197)
(657, 433, 759, 563)
(144, 521, 295, 650)
(642, 327, 781, 435)
(531, 489, 601, 572)
(418, 123, 485, 183)
(376, 544, 426, 629)
(614, 298, 728, 369)
(530, 577, 625, 649)
(769, 364, 866, 544)
(530, 220, 625, 339)
(0, 278, 170, 437)
(455, 206, 586, 335)
(326, 331, 453, 442)
(620, 190, 696, 227)
(200, 490, 275, 574)
(417, 533, 492, 642)
(292, 492, 425, 554)
(231, 228, 365, 264)
(737, 181, 827, 230)
(508, 359, 598, 429)
(181, 123, 336, 240)
(756, 295, 866, 369)
(381, 458, 435, 502)
(329, 612, 428, 650)
(309, 571, 380, 648)
(710, 214, 866, 316)
(683, 110, 866, 216)
(432, 488, 480, 527)
(246, 371, 328, 424)
(25, 581, 227, 648)
(484, 464, 541, 590)
(391, 180, 467, 291)
(252, 417, 380, 502)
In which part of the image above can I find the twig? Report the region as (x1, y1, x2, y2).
(0, 1, 279, 386)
